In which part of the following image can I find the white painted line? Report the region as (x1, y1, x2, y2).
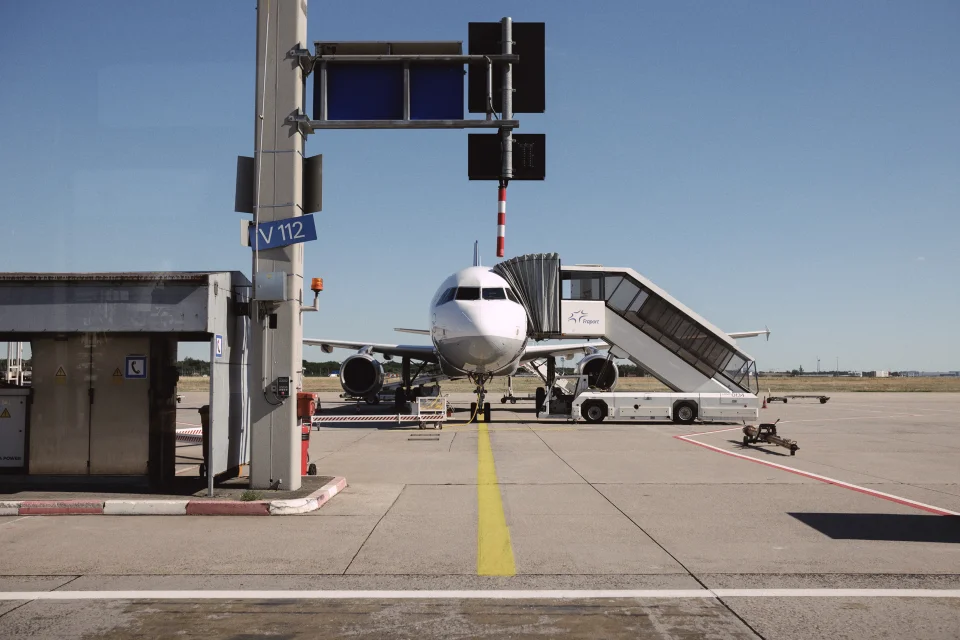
(175, 465, 200, 475)
(0, 589, 958, 601)
(675, 432, 960, 516)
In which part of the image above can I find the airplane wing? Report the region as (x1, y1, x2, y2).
(303, 339, 438, 363)
(728, 327, 771, 340)
(394, 328, 431, 335)
(520, 342, 608, 362)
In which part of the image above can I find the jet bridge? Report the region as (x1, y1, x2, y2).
(493, 255, 759, 395)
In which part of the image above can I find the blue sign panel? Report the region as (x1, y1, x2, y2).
(125, 355, 147, 379)
(318, 64, 464, 121)
(327, 65, 404, 120)
(249, 214, 318, 250)
(409, 65, 463, 120)
(214, 335, 223, 359)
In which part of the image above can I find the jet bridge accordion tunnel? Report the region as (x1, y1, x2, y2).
(493, 255, 759, 395)
(0, 272, 251, 487)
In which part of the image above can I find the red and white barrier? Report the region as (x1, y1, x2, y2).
(497, 186, 506, 257)
(176, 427, 203, 445)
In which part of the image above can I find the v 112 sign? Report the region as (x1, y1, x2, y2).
(249, 214, 318, 250)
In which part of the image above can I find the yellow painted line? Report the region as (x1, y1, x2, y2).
(476, 421, 516, 576)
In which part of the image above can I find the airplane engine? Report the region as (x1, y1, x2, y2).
(340, 353, 384, 399)
(577, 354, 619, 391)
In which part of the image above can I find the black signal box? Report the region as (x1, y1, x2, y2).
(467, 22, 545, 114)
(468, 133, 546, 181)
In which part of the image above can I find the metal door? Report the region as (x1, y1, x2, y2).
(0, 389, 29, 469)
(89, 336, 150, 474)
(29, 337, 91, 474)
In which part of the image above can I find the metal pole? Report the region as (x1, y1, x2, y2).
(319, 61, 328, 121)
(498, 17, 513, 258)
(501, 17, 513, 177)
(485, 58, 493, 120)
(403, 62, 410, 121)
(207, 336, 216, 497)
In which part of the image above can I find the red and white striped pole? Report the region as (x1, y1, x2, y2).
(496, 185, 506, 257)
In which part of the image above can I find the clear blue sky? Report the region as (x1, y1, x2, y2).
(1, 1, 957, 371)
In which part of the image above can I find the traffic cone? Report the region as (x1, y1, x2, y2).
(762, 396, 767, 409)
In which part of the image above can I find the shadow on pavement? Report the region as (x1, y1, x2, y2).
(729, 439, 792, 457)
(789, 512, 960, 543)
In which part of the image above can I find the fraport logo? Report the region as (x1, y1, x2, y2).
(568, 310, 600, 325)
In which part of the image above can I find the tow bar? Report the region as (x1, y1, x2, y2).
(743, 419, 799, 456)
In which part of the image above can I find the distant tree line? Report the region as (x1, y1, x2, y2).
(0, 359, 32, 369)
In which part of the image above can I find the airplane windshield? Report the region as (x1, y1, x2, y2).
(481, 288, 507, 300)
(437, 287, 456, 305)
(455, 287, 480, 301)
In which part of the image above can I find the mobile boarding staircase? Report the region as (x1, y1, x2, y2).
(493, 254, 762, 424)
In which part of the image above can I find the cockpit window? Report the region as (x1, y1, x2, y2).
(437, 287, 456, 305)
(455, 287, 480, 301)
(505, 289, 520, 304)
(481, 288, 507, 300)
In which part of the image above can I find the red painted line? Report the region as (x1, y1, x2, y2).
(19, 500, 104, 516)
(185, 501, 270, 516)
(674, 432, 958, 516)
(676, 426, 741, 438)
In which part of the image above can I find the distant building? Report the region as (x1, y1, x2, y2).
(862, 370, 890, 378)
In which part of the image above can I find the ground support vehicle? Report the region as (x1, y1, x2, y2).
(538, 375, 759, 425)
(742, 419, 799, 455)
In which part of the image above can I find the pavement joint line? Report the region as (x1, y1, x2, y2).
(675, 431, 960, 516)
(476, 420, 516, 577)
(50, 576, 82, 592)
(341, 485, 405, 576)
(777, 413, 931, 424)
(834, 402, 958, 415)
(0, 589, 957, 600)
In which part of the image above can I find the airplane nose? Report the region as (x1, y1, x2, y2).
(449, 302, 525, 369)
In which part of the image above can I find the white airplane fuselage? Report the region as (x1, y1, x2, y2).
(429, 266, 528, 377)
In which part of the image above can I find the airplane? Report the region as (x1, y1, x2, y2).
(304, 243, 770, 422)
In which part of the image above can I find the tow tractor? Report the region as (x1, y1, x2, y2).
(742, 419, 799, 455)
(537, 374, 760, 425)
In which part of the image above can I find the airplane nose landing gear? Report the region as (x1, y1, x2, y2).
(470, 374, 494, 423)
